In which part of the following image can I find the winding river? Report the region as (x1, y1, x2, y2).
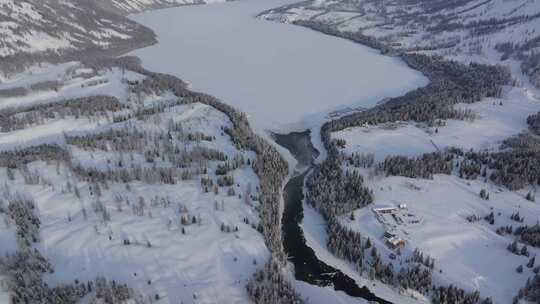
(274, 131, 391, 303)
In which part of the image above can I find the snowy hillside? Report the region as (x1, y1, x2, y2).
(260, 0, 540, 86)
(0, 0, 157, 76)
(0, 0, 234, 77)
(96, 0, 227, 15)
(0, 60, 283, 303)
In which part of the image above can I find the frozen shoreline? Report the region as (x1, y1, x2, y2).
(129, 0, 428, 133)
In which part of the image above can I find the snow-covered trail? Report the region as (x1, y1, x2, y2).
(130, 0, 427, 133)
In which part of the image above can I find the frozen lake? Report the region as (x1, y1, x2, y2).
(131, 0, 428, 131)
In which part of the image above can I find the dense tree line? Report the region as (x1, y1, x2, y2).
(246, 258, 304, 304)
(486, 149, 540, 190)
(0, 80, 61, 98)
(323, 53, 509, 132)
(373, 133, 540, 190)
(326, 217, 438, 294)
(431, 285, 484, 304)
(66, 126, 227, 166)
(0, 87, 30, 98)
(0, 96, 125, 132)
(5, 194, 41, 247)
(0, 144, 69, 169)
(65, 127, 146, 151)
(378, 152, 454, 179)
(306, 160, 373, 219)
(70, 163, 180, 184)
(514, 224, 540, 248)
(514, 273, 540, 303)
(527, 111, 540, 135)
(460, 134, 540, 190)
(293, 20, 390, 53)
(344, 152, 374, 168)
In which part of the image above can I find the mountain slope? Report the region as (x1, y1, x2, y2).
(95, 0, 225, 15)
(260, 0, 540, 86)
(0, 0, 157, 75)
(0, 0, 226, 77)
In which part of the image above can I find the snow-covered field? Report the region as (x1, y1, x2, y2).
(0, 63, 145, 149)
(333, 85, 540, 162)
(344, 173, 540, 303)
(130, 0, 428, 132)
(0, 62, 143, 108)
(0, 64, 268, 303)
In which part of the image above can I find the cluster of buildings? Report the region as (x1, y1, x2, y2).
(372, 204, 410, 249)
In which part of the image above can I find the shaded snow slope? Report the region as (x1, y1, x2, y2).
(96, 0, 227, 15)
(260, 0, 540, 86)
(0, 0, 156, 73)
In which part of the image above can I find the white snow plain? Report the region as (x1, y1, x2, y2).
(130, 0, 428, 132)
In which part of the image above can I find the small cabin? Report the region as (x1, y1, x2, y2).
(386, 236, 406, 249)
(373, 206, 398, 214)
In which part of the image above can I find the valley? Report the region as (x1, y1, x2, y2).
(0, 0, 540, 303)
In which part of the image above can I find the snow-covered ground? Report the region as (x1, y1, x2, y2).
(333, 85, 540, 162)
(0, 64, 268, 303)
(0, 66, 141, 111)
(130, 0, 428, 132)
(345, 173, 540, 304)
(0, 62, 75, 89)
(0, 63, 146, 149)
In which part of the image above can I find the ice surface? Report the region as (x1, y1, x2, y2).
(130, 0, 428, 132)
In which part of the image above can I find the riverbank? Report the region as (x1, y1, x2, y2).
(274, 130, 393, 303)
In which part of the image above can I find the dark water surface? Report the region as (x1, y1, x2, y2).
(273, 130, 392, 303)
